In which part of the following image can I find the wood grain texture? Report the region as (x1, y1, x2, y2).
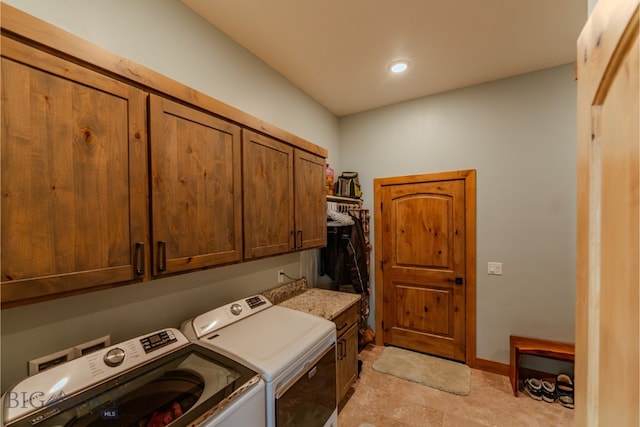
(149, 95, 242, 275)
(509, 335, 575, 397)
(382, 179, 466, 361)
(294, 150, 327, 250)
(334, 300, 360, 403)
(337, 323, 359, 401)
(576, 1, 639, 425)
(242, 129, 295, 259)
(0, 4, 329, 307)
(374, 170, 476, 366)
(474, 358, 510, 377)
(0, 3, 326, 158)
(1, 36, 148, 305)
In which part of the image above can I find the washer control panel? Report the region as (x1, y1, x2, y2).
(103, 348, 125, 367)
(230, 303, 242, 316)
(140, 329, 177, 353)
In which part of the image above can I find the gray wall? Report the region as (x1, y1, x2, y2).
(0, 0, 340, 392)
(339, 63, 577, 364)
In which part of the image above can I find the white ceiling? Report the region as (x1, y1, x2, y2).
(182, 0, 588, 117)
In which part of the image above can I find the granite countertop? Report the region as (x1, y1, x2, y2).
(262, 278, 361, 320)
(278, 288, 361, 320)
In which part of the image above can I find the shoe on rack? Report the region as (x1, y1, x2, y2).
(541, 380, 556, 403)
(556, 373, 574, 409)
(523, 378, 543, 401)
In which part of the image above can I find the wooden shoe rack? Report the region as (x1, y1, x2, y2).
(510, 335, 575, 397)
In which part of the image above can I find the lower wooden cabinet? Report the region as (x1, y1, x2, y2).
(337, 322, 358, 401)
(333, 300, 360, 403)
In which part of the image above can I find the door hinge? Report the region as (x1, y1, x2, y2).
(381, 320, 384, 330)
(380, 260, 384, 271)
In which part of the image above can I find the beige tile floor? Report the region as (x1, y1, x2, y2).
(338, 345, 574, 427)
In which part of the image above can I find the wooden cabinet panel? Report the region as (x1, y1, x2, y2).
(243, 129, 295, 259)
(337, 323, 358, 401)
(149, 95, 242, 274)
(1, 36, 148, 305)
(334, 301, 360, 403)
(294, 150, 327, 250)
(243, 130, 326, 259)
(0, 6, 329, 306)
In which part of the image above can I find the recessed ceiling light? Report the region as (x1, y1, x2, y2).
(389, 60, 410, 73)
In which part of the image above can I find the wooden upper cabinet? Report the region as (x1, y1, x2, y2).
(243, 129, 295, 259)
(294, 150, 327, 250)
(0, 36, 149, 306)
(0, 5, 329, 306)
(149, 95, 243, 275)
(243, 129, 327, 260)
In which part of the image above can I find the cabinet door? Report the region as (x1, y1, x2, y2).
(294, 150, 327, 250)
(149, 95, 242, 275)
(242, 130, 294, 259)
(337, 323, 359, 402)
(1, 37, 148, 306)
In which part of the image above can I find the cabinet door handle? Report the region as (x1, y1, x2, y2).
(134, 242, 145, 276)
(157, 241, 167, 272)
(290, 231, 295, 250)
(342, 338, 347, 358)
(336, 321, 348, 331)
(297, 230, 303, 248)
(336, 340, 343, 360)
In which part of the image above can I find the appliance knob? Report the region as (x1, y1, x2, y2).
(230, 303, 242, 316)
(104, 348, 125, 367)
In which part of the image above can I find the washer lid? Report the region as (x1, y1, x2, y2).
(197, 306, 336, 381)
(2, 333, 261, 427)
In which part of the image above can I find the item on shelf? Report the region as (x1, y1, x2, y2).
(541, 379, 556, 403)
(556, 373, 574, 409)
(326, 163, 335, 195)
(523, 378, 543, 401)
(334, 171, 362, 199)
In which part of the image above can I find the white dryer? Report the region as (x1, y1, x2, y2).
(181, 295, 337, 427)
(2, 328, 265, 427)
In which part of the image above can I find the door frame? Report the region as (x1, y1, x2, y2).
(373, 169, 477, 366)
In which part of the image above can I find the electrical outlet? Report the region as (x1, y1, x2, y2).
(278, 269, 285, 284)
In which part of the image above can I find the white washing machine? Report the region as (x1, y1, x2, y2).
(2, 328, 265, 427)
(181, 295, 338, 427)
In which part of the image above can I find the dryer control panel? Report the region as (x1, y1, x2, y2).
(183, 295, 272, 340)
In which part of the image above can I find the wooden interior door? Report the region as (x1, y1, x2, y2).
(576, 1, 639, 425)
(377, 172, 474, 362)
(149, 94, 242, 275)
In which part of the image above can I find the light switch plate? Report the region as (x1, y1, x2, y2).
(488, 262, 503, 275)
